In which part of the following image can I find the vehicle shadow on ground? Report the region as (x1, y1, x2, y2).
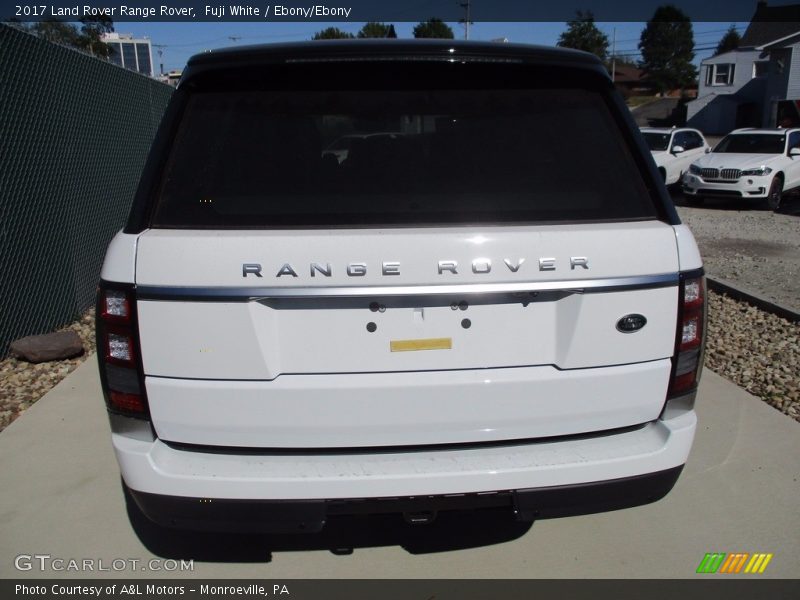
(124, 492, 533, 561)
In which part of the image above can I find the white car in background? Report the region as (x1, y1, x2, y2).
(640, 127, 710, 186)
(682, 128, 800, 210)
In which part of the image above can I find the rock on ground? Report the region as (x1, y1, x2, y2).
(9, 331, 84, 363)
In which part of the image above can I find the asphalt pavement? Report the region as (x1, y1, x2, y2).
(0, 356, 798, 578)
(631, 98, 681, 127)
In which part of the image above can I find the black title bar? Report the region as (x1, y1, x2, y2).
(4, 580, 800, 600)
(2, 0, 795, 23)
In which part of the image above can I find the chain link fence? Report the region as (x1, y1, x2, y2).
(1, 24, 173, 356)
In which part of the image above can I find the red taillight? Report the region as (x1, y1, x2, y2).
(96, 284, 149, 418)
(668, 275, 706, 397)
(110, 391, 147, 413)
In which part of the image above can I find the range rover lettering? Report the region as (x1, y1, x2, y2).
(97, 41, 706, 533)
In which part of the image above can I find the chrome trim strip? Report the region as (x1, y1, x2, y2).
(137, 273, 679, 301)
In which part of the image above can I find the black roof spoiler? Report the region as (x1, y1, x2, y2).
(182, 40, 608, 83)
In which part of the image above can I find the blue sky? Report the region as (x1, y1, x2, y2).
(120, 21, 749, 73)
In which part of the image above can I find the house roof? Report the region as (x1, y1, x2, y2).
(762, 31, 800, 49)
(612, 63, 645, 83)
(740, 2, 800, 47)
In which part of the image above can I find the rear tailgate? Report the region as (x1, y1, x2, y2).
(128, 54, 682, 448)
(135, 222, 680, 447)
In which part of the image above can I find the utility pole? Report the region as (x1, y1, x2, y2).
(153, 44, 166, 75)
(611, 27, 616, 83)
(459, 1, 472, 40)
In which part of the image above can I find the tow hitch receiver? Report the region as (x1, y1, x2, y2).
(403, 510, 438, 525)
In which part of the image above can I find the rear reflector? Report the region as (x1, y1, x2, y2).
(97, 283, 149, 419)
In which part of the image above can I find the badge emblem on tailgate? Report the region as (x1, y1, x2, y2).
(390, 338, 453, 352)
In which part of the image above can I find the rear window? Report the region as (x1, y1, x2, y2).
(151, 65, 657, 228)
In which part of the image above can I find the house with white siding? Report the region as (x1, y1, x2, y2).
(687, 1, 800, 134)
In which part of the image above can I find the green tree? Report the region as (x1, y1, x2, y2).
(30, 20, 82, 47)
(556, 11, 609, 62)
(413, 18, 454, 39)
(312, 27, 355, 40)
(5, 18, 33, 33)
(358, 22, 395, 38)
(714, 24, 741, 56)
(8, 18, 115, 59)
(608, 53, 639, 69)
(638, 5, 698, 94)
(79, 15, 114, 58)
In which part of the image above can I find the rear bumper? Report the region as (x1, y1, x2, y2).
(126, 465, 684, 533)
(115, 409, 696, 531)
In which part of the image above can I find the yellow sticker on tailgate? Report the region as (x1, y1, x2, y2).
(390, 338, 453, 352)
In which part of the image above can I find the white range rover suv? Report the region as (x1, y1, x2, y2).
(682, 127, 800, 210)
(97, 41, 706, 533)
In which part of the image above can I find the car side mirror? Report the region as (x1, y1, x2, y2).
(790, 147, 800, 157)
(671, 145, 685, 154)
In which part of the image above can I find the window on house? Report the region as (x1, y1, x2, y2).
(107, 43, 123, 67)
(753, 61, 769, 78)
(135, 44, 151, 75)
(121, 43, 137, 72)
(711, 64, 735, 86)
(706, 64, 736, 86)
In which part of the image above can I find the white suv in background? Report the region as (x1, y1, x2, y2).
(682, 128, 800, 210)
(96, 41, 705, 533)
(640, 127, 709, 186)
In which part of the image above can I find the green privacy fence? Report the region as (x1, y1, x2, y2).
(1, 24, 173, 355)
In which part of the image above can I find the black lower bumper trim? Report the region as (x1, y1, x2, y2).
(513, 465, 683, 519)
(126, 466, 683, 533)
(683, 188, 748, 199)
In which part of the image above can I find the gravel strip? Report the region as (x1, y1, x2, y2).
(676, 204, 800, 313)
(1, 291, 797, 433)
(705, 291, 799, 422)
(0, 309, 95, 432)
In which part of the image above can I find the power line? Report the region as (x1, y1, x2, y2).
(612, 42, 735, 56)
(606, 25, 746, 45)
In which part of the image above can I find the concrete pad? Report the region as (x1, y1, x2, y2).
(0, 356, 798, 578)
